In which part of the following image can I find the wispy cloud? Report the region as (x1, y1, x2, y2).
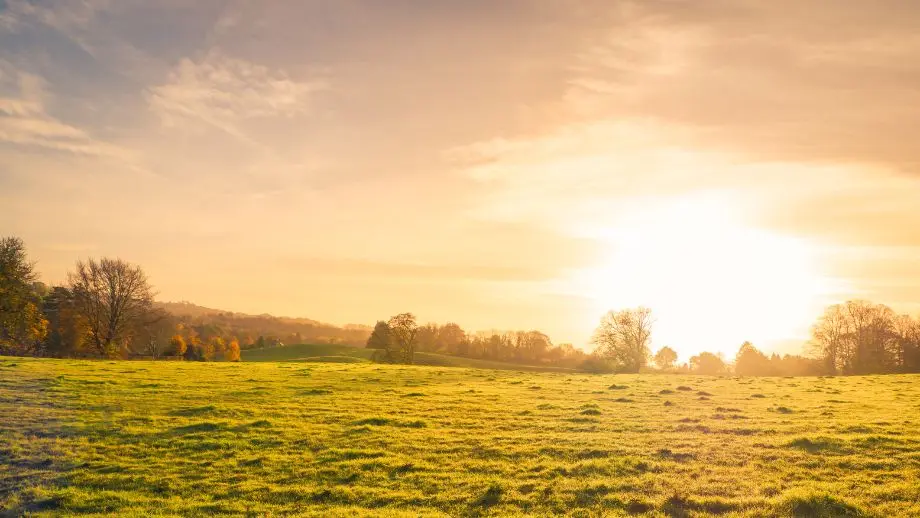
(0, 62, 130, 158)
(145, 50, 327, 145)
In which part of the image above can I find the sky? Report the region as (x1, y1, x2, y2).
(3, 1, 920, 359)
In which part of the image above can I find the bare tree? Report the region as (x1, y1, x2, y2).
(591, 307, 653, 373)
(69, 258, 155, 357)
(387, 313, 418, 364)
(809, 303, 849, 374)
(810, 300, 901, 374)
(134, 308, 174, 359)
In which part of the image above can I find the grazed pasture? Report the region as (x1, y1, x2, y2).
(1, 357, 919, 516)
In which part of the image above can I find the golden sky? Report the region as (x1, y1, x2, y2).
(3, 1, 920, 358)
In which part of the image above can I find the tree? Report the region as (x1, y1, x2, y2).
(224, 338, 241, 362)
(591, 307, 653, 373)
(169, 334, 187, 357)
(134, 309, 174, 359)
(184, 335, 203, 361)
(735, 341, 772, 376)
(689, 352, 726, 375)
(209, 336, 226, 360)
(653, 346, 678, 370)
(387, 313, 418, 364)
(415, 323, 439, 352)
(439, 323, 467, 355)
(68, 258, 155, 357)
(0, 237, 48, 355)
(810, 300, 899, 374)
(42, 286, 88, 357)
(366, 321, 391, 350)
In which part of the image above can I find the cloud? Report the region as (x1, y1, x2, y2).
(0, 0, 111, 33)
(145, 50, 327, 143)
(563, 0, 920, 172)
(0, 62, 130, 158)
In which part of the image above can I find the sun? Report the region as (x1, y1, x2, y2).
(572, 192, 834, 360)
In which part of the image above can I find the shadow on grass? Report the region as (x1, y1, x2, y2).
(662, 493, 736, 517)
(776, 491, 868, 517)
(787, 437, 847, 454)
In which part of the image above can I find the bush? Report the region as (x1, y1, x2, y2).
(579, 355, 615, 373)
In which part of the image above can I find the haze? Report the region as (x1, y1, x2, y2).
(3, 1, 920, 359)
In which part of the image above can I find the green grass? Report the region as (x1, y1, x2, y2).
(2, 357, 919, 516)
(243, 343, 574, 372)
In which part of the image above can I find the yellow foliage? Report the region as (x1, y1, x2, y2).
(224, 339, 241, 362)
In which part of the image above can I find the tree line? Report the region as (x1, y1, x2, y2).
(5, 235, 920, 375)
(365, 313, 588, 368)
(585, 305, 920, 375)
(0, 237, 241, 360)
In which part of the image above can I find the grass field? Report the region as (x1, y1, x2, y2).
(2, 357, 919, 517)
(243, 343, 575, 372)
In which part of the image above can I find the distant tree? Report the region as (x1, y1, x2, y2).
(653, 346, 678, 370)
(41, 286, 87, 357)
(169, 334, 187, 357)
(135, 309, 174, 359)
(224, 338, 241, 362)
(439, 323, 467, 355)
(591, 307, 653, 373)
(810, 300, 898, 374)
(209, 336, 226, 359)
(68, 258, 154, 357)
(387, 313, 419, 364)
(184, 335, 203, 361)
(366, 321, 391, 350)
(690, 352, 727, 375)
(415, 323, 439, 352)
(891, 314, 920, 372)
(0, 237, 48, 355)
(735, 341, 772, 376)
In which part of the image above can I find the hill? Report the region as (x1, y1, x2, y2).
(155, 302, 372, 348)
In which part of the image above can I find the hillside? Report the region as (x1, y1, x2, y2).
(155, 301, 372, 348)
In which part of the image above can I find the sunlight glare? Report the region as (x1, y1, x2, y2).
(574, 193, 833, 360)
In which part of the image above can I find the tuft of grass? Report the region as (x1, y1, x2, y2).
(473, 483, 503, 508)
(775, 491, 868, 517)
(301, 388, 333, 395)
(787, 437, 844, 454)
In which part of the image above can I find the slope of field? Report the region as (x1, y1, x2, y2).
(243, 343, 574, 372)
(2, 357, 919, 516)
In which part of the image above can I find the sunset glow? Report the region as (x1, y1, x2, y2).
(4, 1, 920, 359)
(571, 193, 837, 358)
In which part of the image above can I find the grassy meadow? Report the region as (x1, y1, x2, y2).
(242, 343, 575, 372)
(2, 355, 919, 517)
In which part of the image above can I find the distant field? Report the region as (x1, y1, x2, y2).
(2, 358, 919, 516)
(243, 343, 575, 372)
